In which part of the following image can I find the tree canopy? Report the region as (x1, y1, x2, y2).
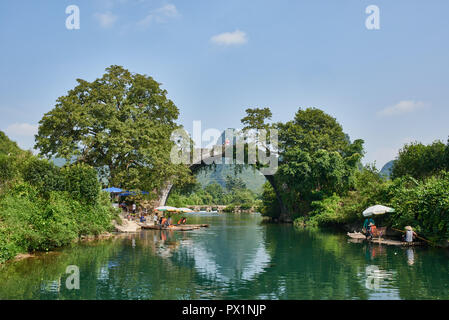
(35, 65, 192, 194)
(391, 140, 449, 180)
(241, 107, 272, 130)
(242, 107, 364, 220)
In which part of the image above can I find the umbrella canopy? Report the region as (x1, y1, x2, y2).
(120, 191, 136, 196)
(102, 187, 123, 193)
(155, 206, 179, 212)
(119, 190, 150, 196)
(178, 207, 193, 213)
(363, 205, 395, 217)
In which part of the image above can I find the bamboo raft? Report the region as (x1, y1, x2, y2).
(347, 232, 423, 246)
(137, 223, 210, 231)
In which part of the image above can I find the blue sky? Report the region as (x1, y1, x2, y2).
(1, 0, 448, 168)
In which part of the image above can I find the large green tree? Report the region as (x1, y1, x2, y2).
(391, 140, 448, 180)
(35, 65, 191, 194)
(242, 107, 364, 221)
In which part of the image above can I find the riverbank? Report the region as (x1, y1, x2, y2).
(4, 231, 117, 264)
(2, 213, 449, 300)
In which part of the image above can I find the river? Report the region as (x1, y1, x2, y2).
(0, 213, 448, 300)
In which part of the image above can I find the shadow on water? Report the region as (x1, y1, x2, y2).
(0, 213, 448, 299)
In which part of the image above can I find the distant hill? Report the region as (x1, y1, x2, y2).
(196, 164, 266, 194)
(380, 160, 395, 178)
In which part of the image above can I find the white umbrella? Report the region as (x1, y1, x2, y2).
(155, 206, 179, 212)
(178, 207, 193, 213)
(363, 205, 395, 217)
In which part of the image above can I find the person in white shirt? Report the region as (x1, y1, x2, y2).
(405, 226, 417, 243)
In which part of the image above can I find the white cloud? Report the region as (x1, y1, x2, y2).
(3, 123, 38, 152)
(138, 4, 179, 27)
(4, 123, 38, 137)
(94, 11, 118, 28)
(378, 100, 429, 117)
(210, 30, 248, 46)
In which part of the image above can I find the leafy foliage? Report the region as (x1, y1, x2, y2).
(0, 131, 22, 156)
(0, 132, 119, 263)
(250, 107, 364, 219)
(195, 163, 266, 193)
(392, 140, 448, 180)
(166, 180, 259, 209)
(34, 65, 192, 193)
(61, 163, 100, 204)
(258, 181, 281, 218)
(22, 158, 65, 195)
(388, 173, 449, 242)
(241, 107, 272, 130)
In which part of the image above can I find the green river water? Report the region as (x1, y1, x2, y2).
(1, 213, 448, 300)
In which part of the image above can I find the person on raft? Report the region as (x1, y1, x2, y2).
(177, 217, 187, 225)
(404, 226, 417, 243)
(363, 217, 375, 240)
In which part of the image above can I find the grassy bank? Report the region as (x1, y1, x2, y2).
(0, 131, 119, 263)
(292, 166, 449, 245)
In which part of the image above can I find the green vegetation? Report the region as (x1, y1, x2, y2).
(167, 175, 260, 209)
(387, 172, 449, 243)
(242, 107, 364, 221)
(34, 65, 193, 197)
(292, 140, 449, 244)
(241, 107, 449, 243)
(0, 131, 119, 264)
(196, 164, 266, 193)
(391, 140, 449, 180)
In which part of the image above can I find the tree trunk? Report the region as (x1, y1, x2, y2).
(158, 183, 173, 206)
(264, 175, 292, 223)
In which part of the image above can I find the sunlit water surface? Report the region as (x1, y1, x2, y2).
(1, 213, 448, 299)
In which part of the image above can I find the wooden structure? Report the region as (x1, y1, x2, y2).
(137, 223, 209, 231)
(347, 232, 423, 246)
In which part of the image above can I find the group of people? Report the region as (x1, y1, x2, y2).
(151, 213, 187, 227)
(362, 217, 377, 240)
(362, 217, 417, 243)
(122, 202, 145, 221)
(122, 204, 188, 229)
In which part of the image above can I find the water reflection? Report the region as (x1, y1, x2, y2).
(358, 265, 398, 300)
(406, 248, 415, 266)
(0, 213, 449, 300)
(173, 219, 271, 284)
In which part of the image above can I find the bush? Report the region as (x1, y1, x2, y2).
(294, 166, 392, 229)
(0, 181, 117, 263)
(309, 194, 342, 226)
(240, 203, 253, 210)
(392, 141, 448, 180)
(223, 204, 236, 213)
(61, 163, 100, 204)
(0, 131, 117, 263)
(259, 181, 281, 218)
(22, 158, 64, 195)
(0, 154, 18, 186)
(388, 173, 449, 243)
